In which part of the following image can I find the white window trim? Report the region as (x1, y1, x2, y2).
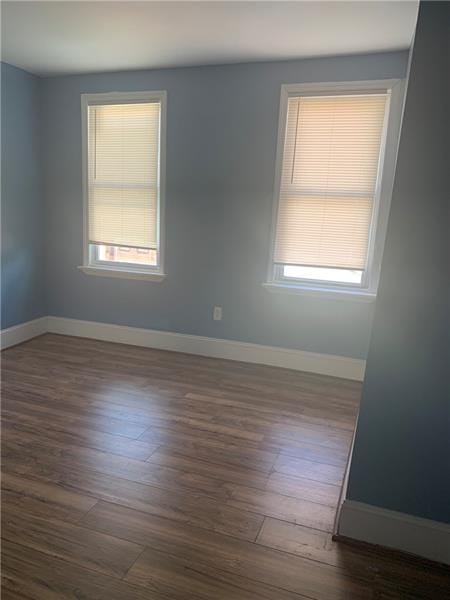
(79, 90, 167, 282)
(265, 79, 405, 300)
(78, 265, 166, 282)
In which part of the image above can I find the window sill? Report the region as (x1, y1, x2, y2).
(263, 282, 376, 302)
(78, 266, 166, 282)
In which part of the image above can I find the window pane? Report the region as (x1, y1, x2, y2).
(87, 101, 160, 249)
(93, 103, 159, 185)
(274, 93, 387, 271)
(283, 265, 363, 285)
(96, 244, 158, 266)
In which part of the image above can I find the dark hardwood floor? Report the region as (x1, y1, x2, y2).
(1, 334, 449, 599)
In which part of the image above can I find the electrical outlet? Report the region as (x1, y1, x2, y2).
(213, 305, 222, 321)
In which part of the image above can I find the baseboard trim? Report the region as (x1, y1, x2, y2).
(45, 316, 365, 381)
(1, 315, 365, 380)
(0, 317, 48, 350)
(338, 500, 450, 565)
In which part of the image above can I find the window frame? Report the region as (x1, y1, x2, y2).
(265, 79, 405, 301)
(79, 90, 167, 282)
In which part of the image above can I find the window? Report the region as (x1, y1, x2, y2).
(267, 80, 403, 299)
(80, 91, 166, 281)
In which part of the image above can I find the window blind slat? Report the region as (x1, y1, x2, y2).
(88, 102, 160, 249)
(274, 94, 387, 270)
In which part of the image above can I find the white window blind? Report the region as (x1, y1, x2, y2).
(274, 93, 388, 271)
(87, 101, 161, 250)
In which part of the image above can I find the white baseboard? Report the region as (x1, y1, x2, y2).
(0, 317, 48, 350)
(338, 500, 450, 565)
(1, 315, 365, 380)
(46, 316, 366, 381)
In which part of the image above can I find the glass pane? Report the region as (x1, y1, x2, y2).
(283, 265, 363, 285)
(95, 244, 157, 266)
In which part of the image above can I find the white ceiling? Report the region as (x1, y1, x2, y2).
(1, 1, 418, 77)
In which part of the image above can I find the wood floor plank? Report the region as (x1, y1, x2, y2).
(137, 420, 265, 452)
(91, 388, 356, 433)
(146, 449, 269, 489)
(257, 518, 450, 599)
(3, 441, 338, 535)
(257, 517, 335, 560)
(2, 400, 148, 440)
(265, 472, 341, 506)
(81, 500, 371, 600)
(184, 391, 356, 434)
(264, 422, 352, 452)
(1, 472, 98, 523)
(5, 334, 361, 405)
(2, 432, 163, 483)
(125, 545, 311, 600)
(3, 437, 234, 503)
(3, 334, 448, 600)
(100, 579, 181, 600)
(2, 408, 159, 460)
(261, 435, 350, 466)
(1, 539, 111, 599)
(2, 508, 144, 578)
(226, 484, 336, 531)
(3, 426, 236, 499)
(142, 433, 278, 473)
(1, 589, 31, 600)
(4, 384, 265, 444)
(273, 454, 345, 486)
(3, 458, 264, 542)
(372, 574, 450, 600)
(184, 390, 357, 420)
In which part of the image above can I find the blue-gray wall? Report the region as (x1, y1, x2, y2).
(40, 51, 408, 358)
(1, 63, 45, 328)
(347, 2, 450, 523)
